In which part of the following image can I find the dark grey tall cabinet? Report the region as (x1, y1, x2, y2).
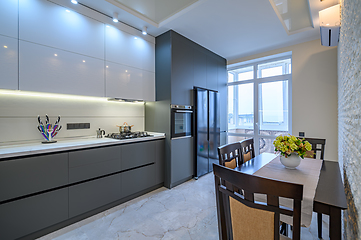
(145, 30, 227, 188)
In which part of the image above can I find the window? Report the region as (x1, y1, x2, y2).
(227, 55, 292, 155)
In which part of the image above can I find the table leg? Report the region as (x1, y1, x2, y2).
(329, 207, 342, 240)
(318, 212, 322, 239)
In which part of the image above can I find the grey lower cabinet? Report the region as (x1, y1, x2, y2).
(69, 174, 121, 218)
(170, 137, 193, 186)
(69, 145, 121, 183)
(0, 188, 68, 240)
(0, 153, 68, 202)
(121, 141, 156, 170)
(0, 139, 165, 239)
(122, 164, 156, 197)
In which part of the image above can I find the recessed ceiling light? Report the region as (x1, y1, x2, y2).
(106, 25, 110, 28)
(66, 10, 70, 13)
(71, 0, 78, 4)
(113, 12, 119, 23)
(134, 37, 137, 40)
(142, 26, 147, 35)
(125, 70, 128, 72)
(4, 46, 7, 48)
(106, 66, 109, 68)
(54, 54, 58, 56)
(83, 60, 85, 63)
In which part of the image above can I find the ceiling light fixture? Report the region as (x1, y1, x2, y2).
(113, 12, 119, 23)
(142, 26, 147, 35)
(71, 0, 78, 4)
(4, 46, 8, 48)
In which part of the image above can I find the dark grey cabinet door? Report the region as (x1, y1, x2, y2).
(155, 140, 165, 184)
(0, 188, 68, 240)
(0, 153, 68, 202)
(217, 58, 227, 132)
(121, 164, 156, 198)
(69, 174, 121, 218)
(171, 137, 193, 185)
(193, 49, 207, 89)
(121, 141, 156, 170)
(206, 55, 218, 91)
(69, 146, 121, 183)
(171, 38, 194, 105)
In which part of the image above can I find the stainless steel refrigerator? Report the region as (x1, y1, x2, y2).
(194, 87, 220, 178)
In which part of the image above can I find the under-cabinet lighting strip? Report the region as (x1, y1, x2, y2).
(0, 89, 144, 103)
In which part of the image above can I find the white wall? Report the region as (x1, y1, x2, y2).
(228, 39, 338, 161)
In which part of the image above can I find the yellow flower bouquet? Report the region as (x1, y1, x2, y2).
(273, 134, 312, 159)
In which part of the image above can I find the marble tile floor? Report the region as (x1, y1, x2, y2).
(38, 173, 329, 240)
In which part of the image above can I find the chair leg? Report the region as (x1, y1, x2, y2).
(317, 212, 322, 239)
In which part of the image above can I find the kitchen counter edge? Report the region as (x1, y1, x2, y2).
(0, 133, 166, 160)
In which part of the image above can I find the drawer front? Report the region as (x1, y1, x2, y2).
(69, 146, 121, 183)
(121, 141, 156, 170)
(0, 153, 68, 202)
(0, 188, 68, 240)
(69, 174, 121, 218)
(121, 164, 156, 198)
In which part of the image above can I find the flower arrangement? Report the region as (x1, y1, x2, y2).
(273, 134, 312, 159)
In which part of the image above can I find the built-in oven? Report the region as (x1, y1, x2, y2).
(171, 105, 193, 139)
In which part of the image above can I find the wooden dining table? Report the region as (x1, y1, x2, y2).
(233, 153, 347, 240)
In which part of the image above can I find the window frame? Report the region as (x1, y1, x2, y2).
(227, 55, 293, 155)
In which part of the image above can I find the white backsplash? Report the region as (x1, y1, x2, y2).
(0, 92, 145, 145)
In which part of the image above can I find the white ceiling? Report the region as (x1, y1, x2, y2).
(77, 0, 339, 61)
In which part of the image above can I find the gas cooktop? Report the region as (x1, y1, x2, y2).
(106, 132, 152, 140)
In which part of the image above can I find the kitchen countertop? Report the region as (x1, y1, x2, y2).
(0, 132, 165, 160)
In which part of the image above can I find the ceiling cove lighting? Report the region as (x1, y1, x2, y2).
(71, 0, 78, 4)
(319, 4, 340, 47)
(142, 26, 147, 35)
(113, 12, 119, 22)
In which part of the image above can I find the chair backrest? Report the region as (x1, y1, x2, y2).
(213, 163, 303, 240)
(217, 142, 242, 169)
(302, 137, 326, 159)
(240, 138, 255, 163)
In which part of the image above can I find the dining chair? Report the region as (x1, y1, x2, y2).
(217, 142, 243, 169)
(240, 138, 255, 163)
(302, 137, 326, 160)
(213, 163, 303, 240)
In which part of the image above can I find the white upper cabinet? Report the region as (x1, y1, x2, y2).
(0, 1, 18, 38)
(0, 36, 18, 90)
(105, 26, 155, 72)
(142, 71, 155, 101)
(19, 0, 104, 59)
(19, 41, 104, 97)
(105, 62, 143, 100)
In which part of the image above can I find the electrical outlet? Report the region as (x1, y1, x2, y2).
(67, 123, 90, 130)
(299, 132, 305, 137)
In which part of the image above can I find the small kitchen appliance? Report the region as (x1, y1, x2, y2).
(96, 128, 106, 138)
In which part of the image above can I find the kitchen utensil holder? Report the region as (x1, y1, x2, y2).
(37, 115, 62, 144)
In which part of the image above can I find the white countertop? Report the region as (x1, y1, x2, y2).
(0, 132, 165, 160)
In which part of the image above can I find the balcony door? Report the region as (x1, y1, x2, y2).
(227, 56, 292, 155)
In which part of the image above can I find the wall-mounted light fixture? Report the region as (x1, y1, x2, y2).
(71, 0, 78, 4)
(319, 4, 340, 47)
(113, 12, 119, 22)
(142, 26, 147, 35)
